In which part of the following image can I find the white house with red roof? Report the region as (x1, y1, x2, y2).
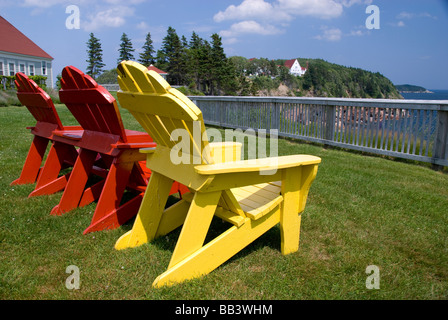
(0, 16, 54, 88)
(147, 64, 168, 80)
(284, 59, 307, 77)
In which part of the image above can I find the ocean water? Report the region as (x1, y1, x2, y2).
(399, 90, 448, 134)
(400, 90, 448, 101)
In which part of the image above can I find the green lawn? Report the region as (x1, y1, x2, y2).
(1, 103, 447, 300)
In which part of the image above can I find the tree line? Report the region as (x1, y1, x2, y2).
(86, 27, 237, 95)
(299, 59, 402, 99)
(86, 28, 402, 99)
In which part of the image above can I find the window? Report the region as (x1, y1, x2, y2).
(0, 62, 3, 76)
(29, 64, 35, 76)
(42, 61, 47, 75)
(9, 63, 15, 76)
(20, 64, 25, 73)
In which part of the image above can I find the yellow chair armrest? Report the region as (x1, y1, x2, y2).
(195, 155, 321, 175)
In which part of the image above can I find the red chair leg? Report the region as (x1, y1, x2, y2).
(29, 173, 71, 197)
(78, 179, 106, 208)
(50, 148, 97, 216)
(29, 142, 78, 197)
(11, 136, 49, 185)
(29, 141, 78, 197)
(83, 192, 144, 234)
(84, 158, 134, 233)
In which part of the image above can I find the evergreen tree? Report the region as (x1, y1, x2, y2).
(196, 39, 213, 94)
(138, 32, 155, 67)
(117, 33, 135, 64)
(187, 32, 203, 89)
(179, 35, 190, 85)
(210, 33, 237, 95)
(159, 27, 185, 85)
(181, 35, 188, 49)
(86, 33, 105, 79)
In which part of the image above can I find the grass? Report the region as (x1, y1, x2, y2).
(1, 102, 448, 300)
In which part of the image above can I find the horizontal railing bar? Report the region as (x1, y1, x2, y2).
(190, 96, 448, 111)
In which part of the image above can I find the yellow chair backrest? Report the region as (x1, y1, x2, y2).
(117, 61, 213, 165)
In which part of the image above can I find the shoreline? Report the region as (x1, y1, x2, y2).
(399, 90, 434, 94)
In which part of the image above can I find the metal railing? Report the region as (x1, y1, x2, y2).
(190, 96, 448, 168)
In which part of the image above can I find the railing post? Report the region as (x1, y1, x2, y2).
(275, 102, 280, 131)
(324, 104, 336, 144)
(432, 108, 448, 170)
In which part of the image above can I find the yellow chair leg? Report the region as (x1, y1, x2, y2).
(168, 191, 222, 268)
(280, 166, 302, 255)
(279, 164, 319, 255)
(115, 172, 173, 250)
(154, 199, 191, 238)
(153, 206, 281, 288)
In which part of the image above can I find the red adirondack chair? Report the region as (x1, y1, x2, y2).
(52, 66, 188, 234)
(11, 73, 83, 197)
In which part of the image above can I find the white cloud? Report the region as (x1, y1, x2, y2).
(214, 0, 344, 23)
(83, 6, 135, 32)
(136, 21, 149, 30)
(397, 11, 437, 20)
(347, 25, 370, 36)
(277, 0, 343, 19)
(215, 0, 358, 41)
(21, 0, 63, 7)
(349, 29, 363, 36)
(220, 20, 283, 38)
(223, 37, 238, 45)
(21, 0, 88, 8)
(337, 0, 372, 7)
(20, 0, 146, 31)
(315, 27, 342, 41)
(391, 11, 437, 28)
(396, 11, 414, 20)
(214, 0, 283, 22)
(21, 0, 144, 7)
(103, 0, 145, 4)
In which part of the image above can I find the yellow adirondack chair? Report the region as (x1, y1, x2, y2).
(114, 61, 321, 287)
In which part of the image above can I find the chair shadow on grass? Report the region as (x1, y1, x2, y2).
(116, 194, 282, 277)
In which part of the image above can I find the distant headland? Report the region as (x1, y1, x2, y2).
(395, 84, 434, 93)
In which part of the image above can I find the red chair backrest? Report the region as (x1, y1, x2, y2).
(59, 66, 128, 143)
(15, 72, 64, 130)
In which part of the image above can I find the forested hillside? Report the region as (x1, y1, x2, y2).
(395, 84, 428, 92)
(232, 57, 402, 99)
(88, 26, 402, 99)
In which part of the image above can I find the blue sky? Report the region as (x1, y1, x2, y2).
(1, 0, 447, 89)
